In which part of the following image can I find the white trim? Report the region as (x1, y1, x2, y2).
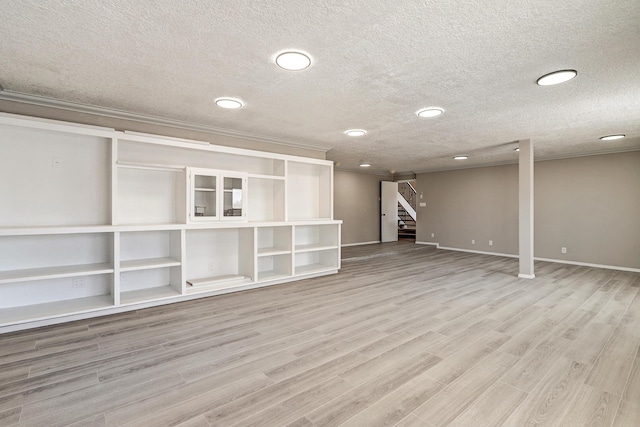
(415, 241, 438, 246)
(0, 89, 328, 153)
(341, 240, 381, 247)
(413, 147, 640, 174)
(438, 246, 519, 259)
(417, 242, 639, 273)
(518, 273, 536, 279)
(534, 257, 640, 273)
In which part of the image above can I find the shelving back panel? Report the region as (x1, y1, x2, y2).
(0, 275, 113, 309)
(0, 233, 113, 272)
(294, 249, 339, 273)
(120, 230, 181, 261)
(257, 254, 292, 278)
(257, 226, 292, 252)
(0, 125, 110, 226)
(248, 178, 285, 222)
(295, 224, 339, 248)
(185, 228, 254, 281)
(287, 161, 332, 220)
(120, 267, 181, 293)
(117, 168, 186, 224)
(119, 141, 285, 176)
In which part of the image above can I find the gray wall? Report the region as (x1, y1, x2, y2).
(416, 151, 640, 269)
(0, 100, 325, 159)
(334, 170, 387, 245)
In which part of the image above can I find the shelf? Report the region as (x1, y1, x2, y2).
(0, 263, 114, 285)
(194, 188, 216, 192)
(0, 295, 113, 325)
(120, 257, 181, 272)
(186, 274, 253, 293)
(295, 264, 337, 276)
(257, 248, 291, 257)
(117, 161, 185, 172)
(294, 244, 338, 253)
(257, 271, 291, 282)
(120, 286, 181, 305)
(248, 173, 285, 181)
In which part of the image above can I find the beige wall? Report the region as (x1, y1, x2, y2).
(534, 152, 640, 268)
(416, 151, 640, 269)
(334, 170, 387, 245)
(0, 100, 325, 159)
(416, 165, 519, 255)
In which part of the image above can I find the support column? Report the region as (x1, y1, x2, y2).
(518, 139, 535, 279)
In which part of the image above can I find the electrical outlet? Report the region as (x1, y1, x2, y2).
(208, 263, 214, 271)
(72, 277, 85, 288)
(471, 240, 475, 244)
(52, 156, 61, 168)
(489, 240, 493, 246)
(561, 247, 567, 254)
(419, 202, 426, 207)
(431, 233, 435, 238)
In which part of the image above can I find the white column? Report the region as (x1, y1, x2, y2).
(518, 139, 535, 279)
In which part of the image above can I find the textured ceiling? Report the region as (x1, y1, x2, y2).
(1, 0, 639, 174)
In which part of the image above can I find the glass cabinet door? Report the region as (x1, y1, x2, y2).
(222, 176, 245, 219)
(192, 171, 218, 220)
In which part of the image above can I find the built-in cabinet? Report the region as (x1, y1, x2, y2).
(0, 113, 341, 333)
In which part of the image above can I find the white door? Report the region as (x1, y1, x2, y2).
(381, 181, 398, 242)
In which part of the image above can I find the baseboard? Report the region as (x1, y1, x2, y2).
(518, 273, 536, 279)
(341, 240, 381, 247)
(434, 244, 519, 259)
(415, 242, 639, 273)
(415, 241, 438, 246)
(534, 257, 640, 273)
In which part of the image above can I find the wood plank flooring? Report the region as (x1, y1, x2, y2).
(0, 241, 639, 426)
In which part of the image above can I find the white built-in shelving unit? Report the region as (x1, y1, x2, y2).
(0, 113, 341, 333)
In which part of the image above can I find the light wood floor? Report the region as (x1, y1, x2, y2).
(1, 241, 639, 427)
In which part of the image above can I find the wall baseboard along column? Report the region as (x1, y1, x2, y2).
(415, 242, 640, 273)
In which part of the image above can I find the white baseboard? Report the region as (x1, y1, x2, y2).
(415, 242, 639, 273)
(415, 241, 438, 246)
(341, 240, 381, 247)
(534, 257, 640, 273)
(518, 273, 536, 279)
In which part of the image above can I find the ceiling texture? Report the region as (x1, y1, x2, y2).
(1, 0, 639, 174)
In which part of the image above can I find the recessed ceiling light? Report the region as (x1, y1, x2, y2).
(345, 129, 366, 137)
(275, 51, 311, 71)
(417, 108, 444, 118)
(599, 134, 625, 141)
(536, 70, 577, 86)
(215, 98, 244, 109)
(359, 162, 371, 167)
(453, 156, 468, 160)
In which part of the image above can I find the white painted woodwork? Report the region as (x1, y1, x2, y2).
(381, 181, 399, 242)
(518, 139, 535, 279)
(0, 113, 341, 332)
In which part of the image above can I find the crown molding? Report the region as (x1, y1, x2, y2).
(0, 89, 329, 153)
(413, 146, 640, 174)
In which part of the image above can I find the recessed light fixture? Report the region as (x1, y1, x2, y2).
(515, 147, 520, 152)
(536, 69, 577, 86)
(599, 134, 625, 141)
(215, 98, 244, 109)
(417, 108, 444, 118)
(345, 129, 367, 137)
(359, 162, 371, 167)
(453, 156, 468, 160)
(275, 51, 311, 71)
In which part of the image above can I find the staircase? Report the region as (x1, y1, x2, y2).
(397, 182, 417, 240)
(398, 204, 416, 239)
